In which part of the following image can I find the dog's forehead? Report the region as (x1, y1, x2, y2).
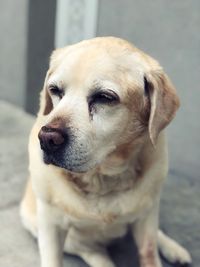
(48, 42, 146, 93)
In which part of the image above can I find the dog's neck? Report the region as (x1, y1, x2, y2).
(63, 141, 145, 196)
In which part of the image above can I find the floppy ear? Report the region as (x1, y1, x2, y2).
(39, 48, 69, 116)
(39, 70, 53, 116)
(145, 69, 180, 146)
(39, 48, 67, 116)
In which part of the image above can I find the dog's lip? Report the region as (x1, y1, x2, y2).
(42, 152, 94, 173)
(43, 156, 51, 165)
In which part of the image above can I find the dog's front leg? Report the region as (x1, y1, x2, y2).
(132, 201, 162, 267)
(37, 199, 66, 267)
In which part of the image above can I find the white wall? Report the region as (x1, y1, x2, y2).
(0, 0, 28, 107)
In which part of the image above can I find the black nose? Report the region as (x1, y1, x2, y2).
(38, 126, 66, 152)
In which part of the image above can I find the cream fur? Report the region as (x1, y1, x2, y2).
(20, 37, 191, 267)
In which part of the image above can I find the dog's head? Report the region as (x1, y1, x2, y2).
(38, 37, 179, 173)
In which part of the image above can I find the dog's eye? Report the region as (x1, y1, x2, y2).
(49, 86, 64, 99)
(88, 90, 119, 114)
(93, 93, 115, 104)
(90, 91, 119, 105)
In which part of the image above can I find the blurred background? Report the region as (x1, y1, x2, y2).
(0, 0, 199, 178)
(0, 1, 199, 266)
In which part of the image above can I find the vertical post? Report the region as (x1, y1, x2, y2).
(25, 0, 56, 114)
(55, 0, 99, 48)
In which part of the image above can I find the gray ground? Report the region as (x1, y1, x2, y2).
(0, 100, 199, 267)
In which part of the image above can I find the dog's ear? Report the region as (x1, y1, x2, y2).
(40, 48, 69, 115)
(39, 70, 53, 116)
(41, 48, 67, 115)
(43, 87, 53, 115)
(144, 69, 180, 146)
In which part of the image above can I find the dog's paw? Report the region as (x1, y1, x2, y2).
(158, 231, 192, 266)
(161, 240, 191, 266)
(168, 246, 191, 266)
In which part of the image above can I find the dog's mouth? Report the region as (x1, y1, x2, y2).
(42, 150, 94, 173)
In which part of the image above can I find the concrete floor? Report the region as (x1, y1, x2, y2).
(0, 100, 199, 267)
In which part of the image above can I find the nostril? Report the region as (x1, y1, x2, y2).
(49, 132, 65, 146)
(41, 126, 53, 133)
(49, 139, 54, 146)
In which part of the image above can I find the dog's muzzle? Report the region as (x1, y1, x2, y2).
(38, 124, 93, 173)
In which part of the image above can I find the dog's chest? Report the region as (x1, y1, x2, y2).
(49, 187, 154, 242)
(49, 172, 154, 228)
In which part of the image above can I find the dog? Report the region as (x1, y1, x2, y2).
(20, 37, 191, 267)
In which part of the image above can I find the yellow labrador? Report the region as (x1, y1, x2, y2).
(20, 37, 191, 267)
